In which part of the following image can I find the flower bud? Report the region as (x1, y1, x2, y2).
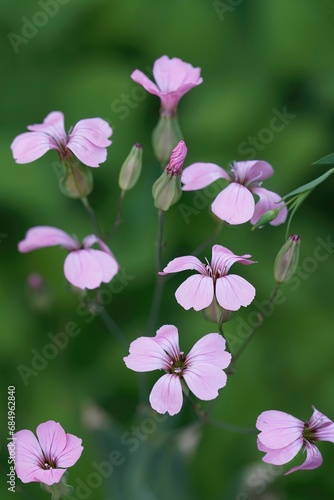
(152, 113, 183, 164)
(59, 158, 93, 198)
(202, 298, 236, 324)
(118, 143, 143, 191)
(152, 141, 187, 211)
(274, 234, 300, 283)
(251, 209, 280, 230)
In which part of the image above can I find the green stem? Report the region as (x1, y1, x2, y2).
(191, 221, 224, 257)
(98, 307, 128, 347)
(109, 190, 126, 240)
(81, 197, 103, 239)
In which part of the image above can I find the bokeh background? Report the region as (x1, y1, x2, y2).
(1, 0, 334, 498)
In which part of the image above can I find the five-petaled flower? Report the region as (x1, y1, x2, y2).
(8, 420, 83, 485)
(124, 325, 231, 416)
(256, 406, 334, 474)
(18, 226, 119, 290)
(181, 160, 288, 226)
(11, 111, 112, 168)
(131, 55, 203, 115)
(159, 244, 256, 311)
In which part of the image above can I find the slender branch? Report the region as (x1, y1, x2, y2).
(109, 190, 125, 240)
(98, 307, 128, 348)
(81, 197, 103, 239)
(191, 221, 224, 257)
(231, 284, 281, 366)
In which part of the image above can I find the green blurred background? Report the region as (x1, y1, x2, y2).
(1, 0, 334, 498)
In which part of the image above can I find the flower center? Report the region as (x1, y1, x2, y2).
(39, 456, 57, 470)
(169, 354, 186, 376)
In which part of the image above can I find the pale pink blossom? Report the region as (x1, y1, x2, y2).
(18, 226, 119, 290)
(124, 325, 231, 415)
(131, 55, 202, 114)
(11, 111, 112, 168)
(160, 244, 256, 311)
(181, 160, 287, 226)
(256, 406, 334, 474)
(8, 420, 83, 485)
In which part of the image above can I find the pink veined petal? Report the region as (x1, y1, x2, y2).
(27, 111, 67, 146)
(257, 438, 272, 453)
(153, 325, 180, 360)
(258, 427, 304, 449)
(11, 131, 56, 164)
(64, 250, 104, 290)
(308, 406, 334, 443)
(211, 183, 255, 225)
(36, 421, 67, 463)
(56, 433, 84, 468)
(211, 244, 255, 274)
(124, 337, 170, 372)
(286, 442, 323, 475)
(82, 234, 113, 255)
(215, 274, 255, 311)
(18, 226, 78, 253)
(149, 374, 183, 416)
(259, 437, 303, 466)
(175, 275, 214, 311)
(131, 69, 160, 95)
(152, 56, 202, 93)
(159, 255, 206, 276)
(10, 430, 43, 483)
(183, 363, 227, 400)
(256, 410, 304, 432)
(33, 468, 66, 486)
(251, 187, 288, 226)
(85, 249, 119, 284)
(186, 333, 231, 370)
(69, 118, 112, 148)
(66, 135, 107, 168)
(232, 160, 274, 185)
(181, 163, 230, 191)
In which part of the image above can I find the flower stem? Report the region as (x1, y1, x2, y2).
(231, 284, 281, 365)
(191, 221, 224, 257)
(81, 197, 103, 239)
(98, 307, 128, 348)
(109, 190, 126, 240)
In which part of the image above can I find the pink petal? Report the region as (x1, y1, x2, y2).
(286, 442, 323, 474)
(308, 406, 334, 443)
(33, 468, 66, 486)
(66, 136, 107, 168)
(211, 244, 255, 274)
(251, 187, 288, 226)
(10, 430, 43, 483)
(258, 427, 304, 449)
(85, 249, 119, 283)
(215, 275, 255, 311)
(131, 69, 160, 95)
(175, 275, 214, 311)
(183, 363, 227, 400)
(256, 410, 304, 432)
(159, 255, 206, 275)
(153, 325, 180, 360)
(36, 421, 67, 462)
(11, 131, 56, 164)
(124, 337, 170, 372)
(56, 433, 84, 468)
(232, 160, 274, 185)
(18, 226, 78, 253)
(211, 183, 255, 225)
(258, 437, 303, 466)
(149, 374, 183, 416)
(27, 111, 67, 145)
(69, 118, 112, 148)
(152, 55, 202, 94)
(186, 333, 231, 370)
(181, 162, 230, 191)
(64, 249, 104, 290)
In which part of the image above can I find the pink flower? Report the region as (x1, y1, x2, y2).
(256, 406, 334, 474)
(131, 55, 203, 114)
(159, 244, 256, 311)
(18, 226, 119, 290)
(8, 420, 83, 485)
(181, 160, 288, 226)
(166, 140, 188, 176)
(11, 111, 112, 168)
(124, 325, 231, 415)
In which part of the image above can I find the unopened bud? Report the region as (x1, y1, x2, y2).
(119, 143, 143, 191)
(152, 141, 187, 211)
(202, 298, 236, 324)
(251, 209, 280, 230)
(274, 234, 300, 283)
(59, 158, 93, 198)
(152, 113, 183, 164)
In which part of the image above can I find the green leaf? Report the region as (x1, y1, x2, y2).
(285, 191, 310, 239)
(282, 168, 334, 200)
(313, 153, 334, 165)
